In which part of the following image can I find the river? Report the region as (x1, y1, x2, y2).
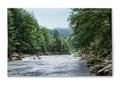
(8, 55, 92, 77)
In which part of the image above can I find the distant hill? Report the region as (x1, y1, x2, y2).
(48, 28, 72, 38)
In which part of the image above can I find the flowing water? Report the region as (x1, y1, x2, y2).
(8, 55, 92, 77)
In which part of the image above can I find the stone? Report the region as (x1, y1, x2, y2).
(8, 52, 21, 61)
(73, 54, 80, 57)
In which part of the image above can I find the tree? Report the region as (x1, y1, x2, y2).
(8, 8, 40, 54)
(68, 8, 112, 52)
(8, 9, 17, 52)
(53, 30, 70, 54)
(68, 8, 112, 75)
(8, 8, 70, 57)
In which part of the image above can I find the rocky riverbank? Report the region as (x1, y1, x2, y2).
(80, 52, 112, 76)
(8, 52, 37, 61)
(87, 59, 112, 76)
(8, 52, 70, 62)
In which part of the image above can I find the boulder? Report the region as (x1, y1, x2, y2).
(8, 52, 21, 61)
(73, 54, 81, 57)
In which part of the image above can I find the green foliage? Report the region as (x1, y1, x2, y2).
(107, 68, 112, 76)
(68, 8, 112, 51)
(52, 30, 70, 54)
(8, 8, 70, 55)
(68, 8, 112, 75)
(89, 57, 102, 65)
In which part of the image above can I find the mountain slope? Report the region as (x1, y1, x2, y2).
(48, 28, 72, 38)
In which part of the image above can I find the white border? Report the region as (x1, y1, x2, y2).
(0, 0, 120, 85)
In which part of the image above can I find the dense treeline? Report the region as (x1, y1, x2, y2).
(8, 8, 70, 61)
(68, 8, 112, 75)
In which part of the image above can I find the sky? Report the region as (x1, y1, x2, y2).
(25, 8, 71, 29)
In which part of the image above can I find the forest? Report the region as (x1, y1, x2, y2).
(8, 8, 112, 76)
(68, 8, 112, 75)
(8, 8, 70, 61)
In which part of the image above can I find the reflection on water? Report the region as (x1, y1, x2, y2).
(8, 55, 91, 77)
